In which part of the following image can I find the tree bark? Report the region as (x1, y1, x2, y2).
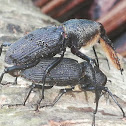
(0, 0, 126, 126)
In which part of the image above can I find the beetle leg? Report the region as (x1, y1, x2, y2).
(95, 86, 125, 118)
(0, 59, 40, 84)
(92, 46, 99, 68)
(36, 50, 65, 109)
(40, 87, 74, 108)
(1, 84, 37, 107)
(92, 88, 100, 126)
(23, 83, 36, 106)
(71, 46, 97, 68)
(103, 87, 125, 118)
(0, 42, 12, 56)
(82, 86, 101, 126)
(1, 84, 53, 108)
(23, 84, 53, 106)
(81, 85, 125, 125)
(13, 77, 18, 85)
(0, 71, 6, 84)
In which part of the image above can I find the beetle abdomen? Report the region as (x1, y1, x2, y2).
(5, 26, 65, 65)
(21, 58, 82, 86)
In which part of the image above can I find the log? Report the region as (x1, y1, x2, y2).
(0, 0, 126, 126)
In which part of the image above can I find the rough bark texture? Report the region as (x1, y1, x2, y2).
(0, 0, 126, 126)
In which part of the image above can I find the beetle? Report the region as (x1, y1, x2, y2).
(0, 19, 123, 109)
(4, 58, 125, 126)
(0, 19, 123, 79)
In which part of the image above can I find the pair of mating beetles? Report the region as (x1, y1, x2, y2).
(0, 19, 125, 126)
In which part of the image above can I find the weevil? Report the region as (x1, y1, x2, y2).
(0, 19, 123, 80)
(4, 58, 125, 126)
(0, 19, 123, 108)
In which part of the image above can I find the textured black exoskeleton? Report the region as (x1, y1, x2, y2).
(0, 19, 123, 79)
(0, 19, 123, 110)
(4, 58, 125, 126)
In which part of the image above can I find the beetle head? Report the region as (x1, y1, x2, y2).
(80, 61, 107, 88)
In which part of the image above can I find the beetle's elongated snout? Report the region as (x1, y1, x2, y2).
(100, 38, 123, 72)
(99, 23, 123, 73)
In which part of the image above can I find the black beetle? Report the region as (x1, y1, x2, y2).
(0, 19, 123, 81)
(4, 58, 125, 126)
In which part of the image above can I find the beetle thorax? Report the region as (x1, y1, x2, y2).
(63, 19, 101, 49)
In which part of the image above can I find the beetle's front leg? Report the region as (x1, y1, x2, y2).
(95, 86, 125, 118)
(82, 86, 102, 126)
(92, 88, 100, 126)
(82, 85, 125, 125)
(71, 46, 97, 68)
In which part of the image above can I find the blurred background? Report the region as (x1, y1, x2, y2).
(32, 0, 126, 58)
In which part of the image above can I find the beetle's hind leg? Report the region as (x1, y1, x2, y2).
(0, 42, 12, 56)
(0, 69, 18, 85)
